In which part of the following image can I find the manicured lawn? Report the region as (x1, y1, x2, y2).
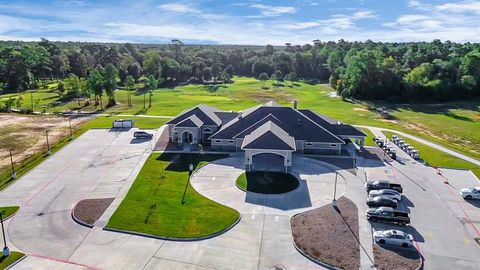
(236, 171, 299, 194)
(361, 128, 377, 147)
(107, 153, 240, 238)
(383, 131, 480, 179)
(0, 206, 19, 219)
(0, 251, 25, 270)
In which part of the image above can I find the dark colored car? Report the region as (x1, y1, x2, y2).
(133, 131, 153, 139)
(366, 207, 410, 225)
(367, 196, 398, 207)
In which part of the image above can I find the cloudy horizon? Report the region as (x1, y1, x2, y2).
(1, 0, 480, 45)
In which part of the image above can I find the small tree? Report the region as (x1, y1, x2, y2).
(104, 64, 118, 106)
(126, 75, 135, 108)
(16, 96, 24, 109)
(274, 70, 283, 85)
(258, 72, 268, 89)
(147, 75, 159, 90)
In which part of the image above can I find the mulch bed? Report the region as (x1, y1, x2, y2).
(73, 198, 114, 226)
(291, 197, 360, 270)
(373, 244, 422, 270)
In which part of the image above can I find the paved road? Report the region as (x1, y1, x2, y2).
(356, 125, 480, 167)
(365, 128, 480, 270)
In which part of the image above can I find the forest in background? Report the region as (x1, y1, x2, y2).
(1, 39, 480, 104)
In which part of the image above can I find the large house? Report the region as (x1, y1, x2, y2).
(166, 101, 366, 170)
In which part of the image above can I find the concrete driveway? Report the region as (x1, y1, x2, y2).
(1, 128, 372, 270)
(364, 129, 480, 270)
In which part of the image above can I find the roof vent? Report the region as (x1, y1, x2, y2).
(238, 111, 243, 119)
(298, 118, 301, 126)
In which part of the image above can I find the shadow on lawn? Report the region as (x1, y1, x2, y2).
(157, 153, 229, 172)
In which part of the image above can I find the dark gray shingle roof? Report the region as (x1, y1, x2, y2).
(175, 115, 204, 127)
(299, 109, 366, 137)
(241, 121, 296, 151)
(167, 104, 223, 126)
(211, 105, 344, 143)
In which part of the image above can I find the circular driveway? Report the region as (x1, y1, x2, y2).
(191, 155, 348, 217)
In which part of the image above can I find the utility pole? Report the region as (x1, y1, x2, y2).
(46, 130, 51, 155)
(9, 150, 16, 179)
(332, 171, 338, 208)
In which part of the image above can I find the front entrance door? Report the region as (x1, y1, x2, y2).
(182, 131, 193, 143)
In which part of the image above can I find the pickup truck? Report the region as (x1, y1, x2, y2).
(366, 207, 410, 225)
(365, 180, 403, 193)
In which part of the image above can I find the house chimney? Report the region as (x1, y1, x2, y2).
(293, 100, 298, 109)
(238, 111, 243, 119)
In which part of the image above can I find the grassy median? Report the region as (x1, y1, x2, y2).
(107, 153, 239, 238)
(383, 131, 480, 179)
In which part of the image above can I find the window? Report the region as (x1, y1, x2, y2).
(305, 143, 313, 146)
(228, 140, 234, 143)
(214, 140, 222, 143)
(330, 144, 337, 147)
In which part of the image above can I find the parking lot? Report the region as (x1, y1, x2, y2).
(365, 135, 480, 270)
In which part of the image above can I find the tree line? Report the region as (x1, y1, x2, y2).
(1, 38, 479, 103)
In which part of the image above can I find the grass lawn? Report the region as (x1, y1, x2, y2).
(236, 171, 299, 194)
(107, 153, 240, 238)
(0, 115, 168, 191)
(361, 128, 377, 147)
(0, 251, 25, 270)
(383, 131, 480, 179)
(0, 206, 20, 219)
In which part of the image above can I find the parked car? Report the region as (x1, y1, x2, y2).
(367, 196, 398, 207)
(402, 143, 410, 151)
(410, 150, 420, 159)
(366, 207, 410, 225)
(369, 189, 402, 201)
(382, 144, 391, 151)
(373, 230, 414, 247)
(397, 140, 405, 148)
(365, 180, 403, 193)
(460, 187, 480, 200)
(386, 148, 397, 159)
(133, 131, 153, 139)
(406, 146, 415, 155)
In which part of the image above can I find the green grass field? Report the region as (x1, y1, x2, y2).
(383, 131, 480, 178)
(0, 251, 24, 270)
(361, 128, 377, 147)
(107, 153, 240, 238)
(1, 76, 478, 173)
(0, 206, 19, 219)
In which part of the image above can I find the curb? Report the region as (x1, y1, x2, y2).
(71, 200, 94, 228)
(5, 254, 27, 270)
(1, 207, 20, 222)
(104, 163, 241, 242)
(104, 215, 241, 242)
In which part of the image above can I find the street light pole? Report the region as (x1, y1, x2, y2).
(332, 172, 338, 207)
(46, 130, 51, 155)
(68, 117, 73, 140)
(181, 164, 194, 204)
(0, 211, 9, 257)
(9, 150, 16, 179)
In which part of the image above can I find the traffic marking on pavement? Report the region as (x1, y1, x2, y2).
(438, 168, 480, 240)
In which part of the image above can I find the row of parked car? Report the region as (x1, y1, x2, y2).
(372, 137, 397, 160)
(391, 135, 420, 160)
(364, 180, 415, 248)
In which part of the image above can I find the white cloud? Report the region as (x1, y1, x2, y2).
(436, 0, 480, 13)
(249, 4, 296, 17)
(158, 3, 199, 14)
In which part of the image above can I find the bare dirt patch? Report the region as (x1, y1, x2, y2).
(0, 113, 91, 170)
(373, 244, 422, 270)
(291, 197, 360, 270)
(73, 198, 114, 226)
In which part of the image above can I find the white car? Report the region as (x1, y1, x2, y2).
(460, 187, 480, 200)
(368, 189, 402, 201)
(373, 230, 413, 247)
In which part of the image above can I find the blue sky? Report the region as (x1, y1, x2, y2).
(0, 0, 479, 44)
